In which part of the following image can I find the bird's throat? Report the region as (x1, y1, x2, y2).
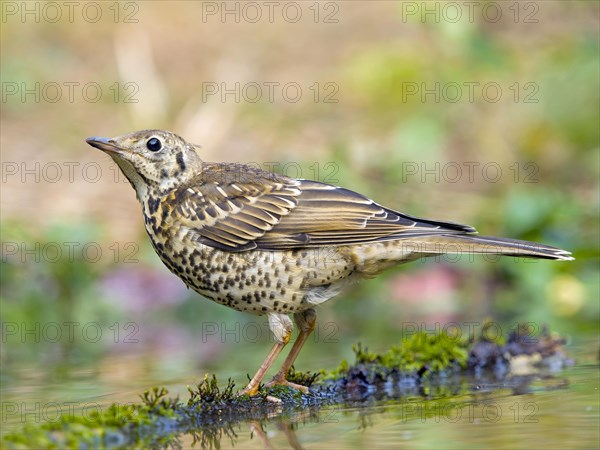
(110, 155, 148, 202)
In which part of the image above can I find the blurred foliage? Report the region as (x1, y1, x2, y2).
(1, 222, 112, 364)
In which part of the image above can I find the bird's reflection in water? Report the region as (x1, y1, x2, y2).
(249, 420, 304, 450)
(249, 406, 321, 450)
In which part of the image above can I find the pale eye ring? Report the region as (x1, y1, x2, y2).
(146, 138, 162, 152)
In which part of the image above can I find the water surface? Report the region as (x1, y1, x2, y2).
(1, 342, 597, 449)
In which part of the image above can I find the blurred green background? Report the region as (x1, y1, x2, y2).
(1, 0, 598, 436)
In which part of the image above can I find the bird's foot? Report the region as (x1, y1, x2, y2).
(236, 374, 309, 403)
(237, 384, 284, 404)
(264, 375, 310, 394)
(237, 384, 259, 397)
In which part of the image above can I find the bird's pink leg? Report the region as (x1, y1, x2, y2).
(238, 313, 293, 397)
(265, 309, 316, 393)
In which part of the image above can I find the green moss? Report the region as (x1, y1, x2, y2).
(2, 387, 178, 449)
(321, 358, 350, 381)
(353, 342, 381, 365)
(187, 374, 236, 406)
(285, 366, 320, 387)
(324, 331, 469, 380)
(384, 332, 469, 372)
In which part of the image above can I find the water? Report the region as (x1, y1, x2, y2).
(196, 363, 599, 449)
(1, 344, 598, 448)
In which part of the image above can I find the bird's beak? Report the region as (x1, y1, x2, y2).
(86, 136, 122, 154)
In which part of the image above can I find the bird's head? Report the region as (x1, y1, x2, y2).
(86, 129, 202, 200)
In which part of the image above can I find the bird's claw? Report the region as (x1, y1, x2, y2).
(237, 376, 309, 403)
(237, 385, 285, 403)
(264, 376, 310, 394)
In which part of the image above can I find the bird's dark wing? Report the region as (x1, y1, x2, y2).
(257, 180, 475, 249)
(167, 164, 475, 252)
(165, 163, 301, 251)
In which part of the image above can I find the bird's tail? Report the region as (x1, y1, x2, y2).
(405, 234, 573, 261)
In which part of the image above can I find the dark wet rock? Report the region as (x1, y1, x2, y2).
(467, 323, 571, 378)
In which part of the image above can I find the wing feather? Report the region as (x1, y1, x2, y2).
(165, 164, 475, 252)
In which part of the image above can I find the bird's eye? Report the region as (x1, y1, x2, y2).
(146, 138, 162, 152)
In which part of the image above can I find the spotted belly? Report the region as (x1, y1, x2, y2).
(146, 220, 419, 315)
(148, 234, 356, 314)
